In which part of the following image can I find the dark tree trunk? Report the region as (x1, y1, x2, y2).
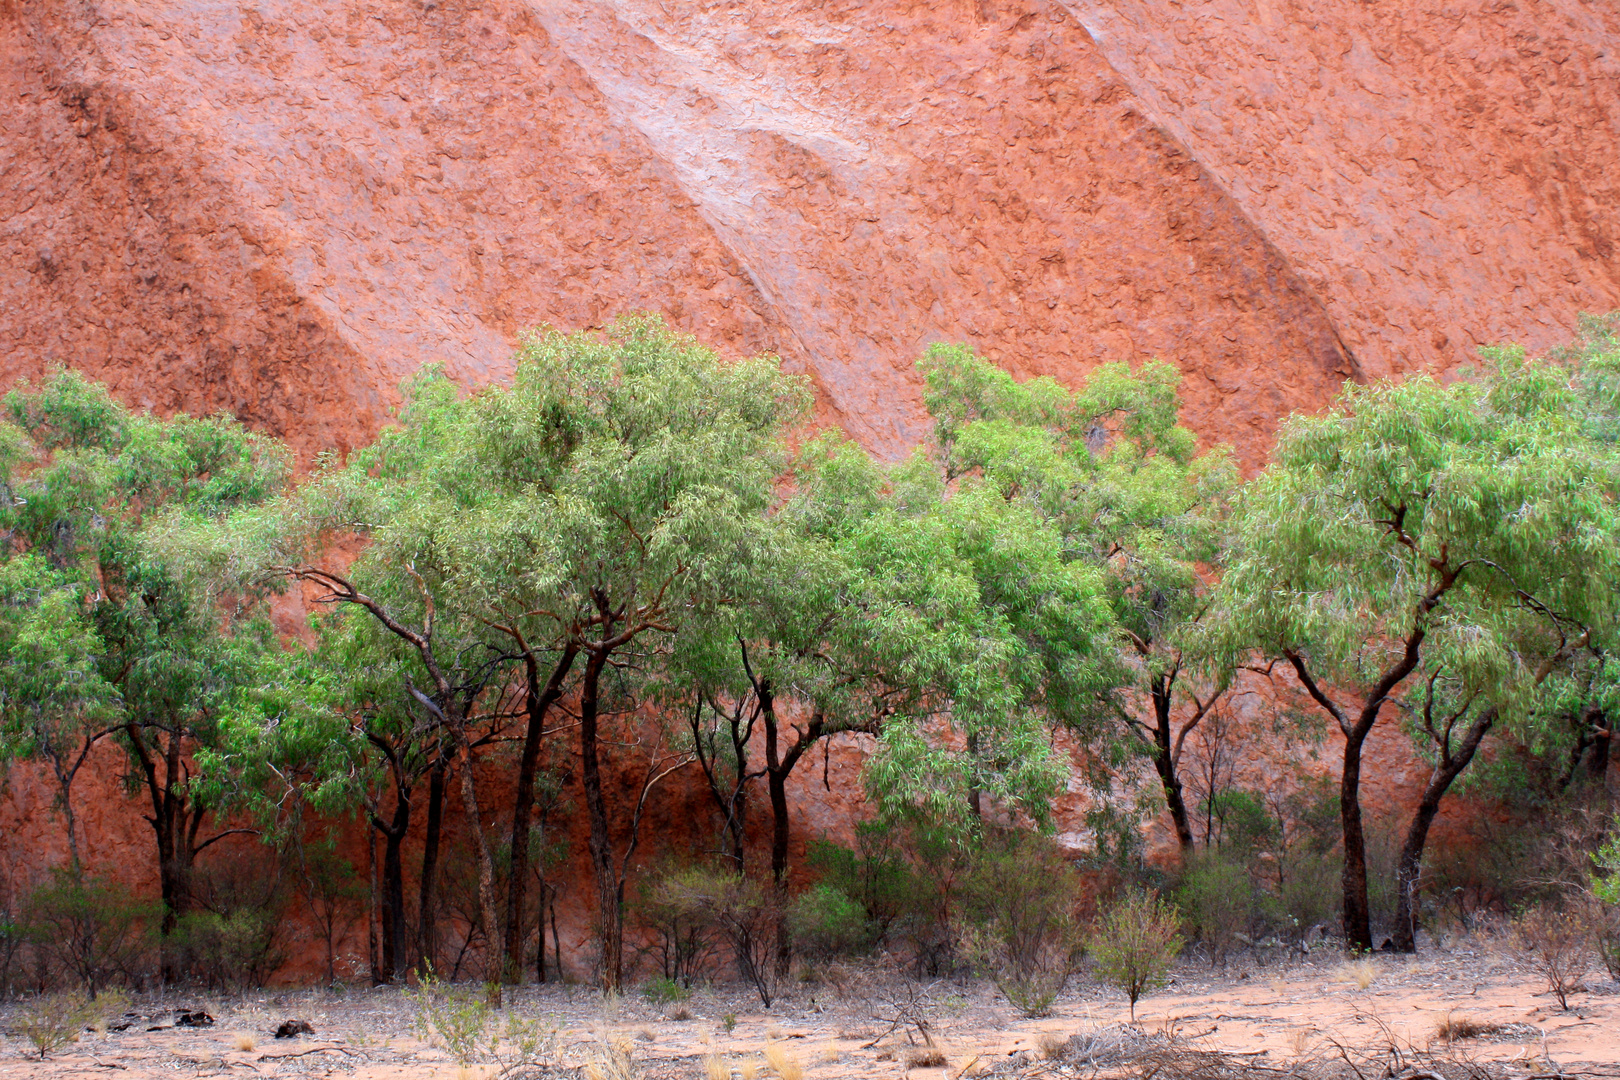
(1392, 708, 1496, 952)
(1339, 726, 1373, 952)
(760, 685, 821, 979)
(504, 646, 576, 984)
(375, 796, 411, 982)
(418, 754, 446, 974)
(1149, 677, 1196, 853)
(578, 648, 622, 992)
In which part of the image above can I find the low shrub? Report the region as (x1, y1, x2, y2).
(640, 975, 691, 1005)
(960, 832, 1082, 1018)
(1088, 890, 1183, 1022)
(1512, 906, 1591, 1010)
(170, 908, 286, 990)
(788, 883, 874, 961)
(659, 867, 781, 1006)
(633, 860, 719, 987)
(17, 988, 129, 1060)
(1176, 853, 1250, 966)
(1269, 851, 1341, 943)
(22, 872, 156, 994)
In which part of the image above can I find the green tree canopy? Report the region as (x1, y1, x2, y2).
(1216, 352, 1620, 950)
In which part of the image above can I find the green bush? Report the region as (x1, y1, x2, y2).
(170, 908, 286, 990)
(1088, 891, 1183, 1022)
(22, 872, 156, 994)
(1268, 851, 1341, 943)
(788, 884, 874, 960)
(1203, 791, 1278, 855)
(809, 821, 966, 976)
(646, 866, 780, 1006)
(17, 989, 127, 1059)
(1176, 853, 1251, 965)
(407, 968, 558, 1073)
(640, 975, 691, 1005)
(633, 861, 718, 987)
(960, 832, 1082, 1018)
(408, 968, 495, 1068)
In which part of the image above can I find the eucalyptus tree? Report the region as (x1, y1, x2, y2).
(437, 316, 814, 992)
(191, 316, 815, 993)
(670, 430, 1093, 909)
(915, 345, 1238, 853)
(0, 370, 291, 970)
(1217, 354, 1620, 951)
(0, 553, 118, 870)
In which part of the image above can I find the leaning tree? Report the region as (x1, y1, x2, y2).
(1217, 353, 1620, 951)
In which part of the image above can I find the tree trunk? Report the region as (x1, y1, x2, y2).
(368, 829, 380, 985)
(1392, 708, 1496, 952)
(418, 754, 447, 974)
(1339, 726, 1373, 953)
(451, 715, 502, 1004)
(376, 797, 410, 982)
(1149, 680, 1196, 853)
(504, 647, 576, 984)
(578, 648, 622, 993)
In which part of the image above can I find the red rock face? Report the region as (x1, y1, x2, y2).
(14, 2, 1609, 465)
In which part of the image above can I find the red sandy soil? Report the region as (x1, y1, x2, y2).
(3, 932, 1615, 1079)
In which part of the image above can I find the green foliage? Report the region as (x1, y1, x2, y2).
(916, 342, 1238, 845)
(640, 975, 692, 1005)
(633, 862, 718, 987)
(0, 368, 293, 964)
(169, 909, 285, 991)
(806, 822, 964, 974)
(1270, 852, 1342, 943)
(17, 988, 129, 1059)
(1175, 854, 1252, 966)
(655, 866, 781, 1007)
(21, 873, 156, 995)
(1594, 819, 1620, 906)
(787, 884, 875, 961)
(407, 968, 561, 1072)
(408, 968, 496, 1068)
(960, 832, 1083, 1017)
(1088, 891, 1183, 1022)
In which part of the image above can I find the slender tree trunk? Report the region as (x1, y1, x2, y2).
(52, 770, 82, 874)
(368, 829, 380, 985)
(1149, 681, 1196, 853)
(376, 796, 410, 981)
(1339, 726, 1373, 952)
(418, 755, 447, 974)
(450, 715, 501, 1004)
(1392, 709, 1496, 953)
(578, 648, 622, 993)
(504, 647, 576, 984)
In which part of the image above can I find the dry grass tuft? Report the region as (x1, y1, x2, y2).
(233, 1031, 257, 1052)
(905, 1046, 948, 1068)
(1038, 1033, 1067, 1060)
(1433, 1013, 1500, 1043)
(583, 1035, 635, 1080)
(738, 1056, 760, 1080)
(1286, 1029, 1313, 1057)
(764, 1042, 804, 1080)
(703, 1053, 730, 1080)
(1335, 958, 1378, 990)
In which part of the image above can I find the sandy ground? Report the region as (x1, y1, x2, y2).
(2, 937, 1615, 1079)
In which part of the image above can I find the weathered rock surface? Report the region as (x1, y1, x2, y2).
(10, 1, 1611, 465)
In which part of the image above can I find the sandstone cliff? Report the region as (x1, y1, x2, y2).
(8, 1, 1614, 466)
